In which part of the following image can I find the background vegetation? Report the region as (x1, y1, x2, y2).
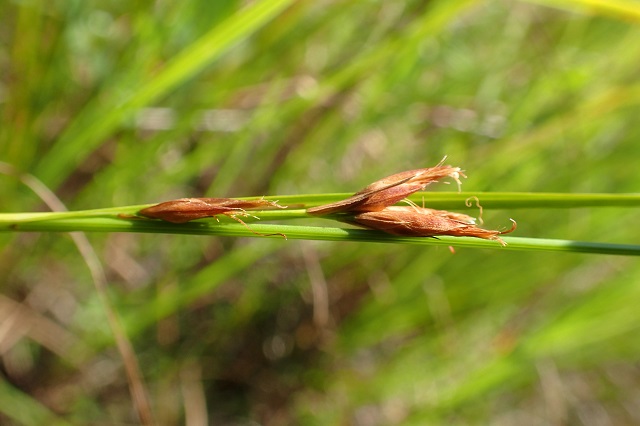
(2, 0, 640, 424)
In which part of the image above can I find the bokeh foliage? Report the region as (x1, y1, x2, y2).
(1, 0, 640, 424)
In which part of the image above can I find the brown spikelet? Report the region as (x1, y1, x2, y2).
(139, 198, 285, 223)
(138, 198, 287, 238)
(349, 206, 516, 246)
(307, 159, 464, 215)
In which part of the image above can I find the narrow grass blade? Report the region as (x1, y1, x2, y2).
(2, 218, 638, 256)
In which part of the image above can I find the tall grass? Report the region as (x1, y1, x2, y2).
(2, 0, 640, 424)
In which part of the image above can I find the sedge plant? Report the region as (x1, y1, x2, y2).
(4, 0, 640, 425)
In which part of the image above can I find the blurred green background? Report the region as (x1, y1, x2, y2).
(2, 0, 640, 424)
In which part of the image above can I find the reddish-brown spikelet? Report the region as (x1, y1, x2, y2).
(350, 206, 516, 246)
(138, 198, 285, 223)
(306, 162, 464, 215)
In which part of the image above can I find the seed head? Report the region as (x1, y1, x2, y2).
(307, 161, 464, 215)
(349, 206, 516, 246)
(139, 198, 285, 223)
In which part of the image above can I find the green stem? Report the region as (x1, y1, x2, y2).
(1, 192, 639, 256)
(2, 217, 639, 256)
(2, 191, 639, 223)
(265, 192, 640, 209)
(263, 191, 640, 222)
